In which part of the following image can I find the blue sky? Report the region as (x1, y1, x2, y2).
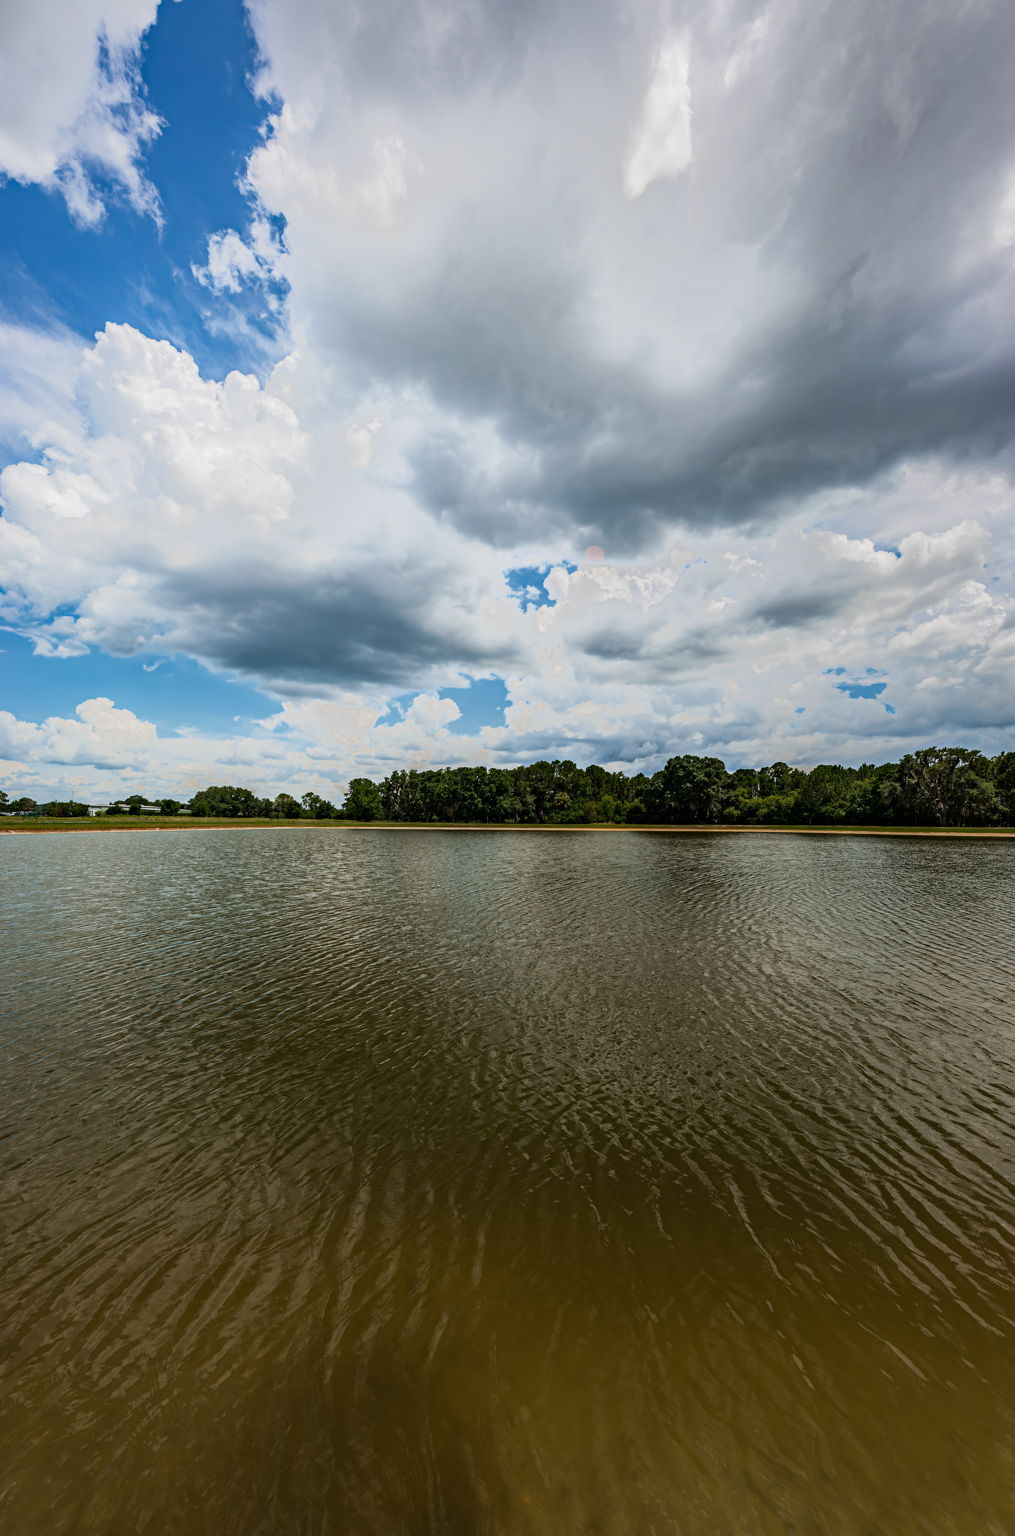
(1, 0, 1014, 800)
(0, 0, 276, 386)
(0, 0, 514, 758)
(376, 676, 509, 736)
(0, 0, 292, 758)
(0, 630, 273, 730)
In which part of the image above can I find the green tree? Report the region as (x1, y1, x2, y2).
(189, 785, 264, 817)
(287, 748, 1015, 830)
(847, 763, 899, 824)
(301, 791, 337, 819)
(645, 756, 729, 823)
(794, 765, 858, 823)
(991, 753, 1015, 823)
(889, 748, 1001, 826)
(272, 793, 302, 819)
(727, 767, 762, 800)
(758, 761, 805, 797)
(343, 778, 382, 821)
(379, 769, 410, 820)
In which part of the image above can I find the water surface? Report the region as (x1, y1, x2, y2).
(2, 829, 1014, 1534)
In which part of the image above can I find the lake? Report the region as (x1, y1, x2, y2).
(2, 828, 1014, 1534)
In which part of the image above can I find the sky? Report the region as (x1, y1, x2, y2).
(2, 0, 1015, 804)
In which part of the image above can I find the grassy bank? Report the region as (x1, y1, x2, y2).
(2, 816, 1014, 837)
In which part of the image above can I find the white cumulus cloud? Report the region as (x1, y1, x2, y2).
(0, 0, 162, 225)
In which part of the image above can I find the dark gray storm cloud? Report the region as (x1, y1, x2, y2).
(579, 626, 730, 674)
(750, 592, 848, 629)
(261, 0, 1015, 551)
(156, 563, 517, 691)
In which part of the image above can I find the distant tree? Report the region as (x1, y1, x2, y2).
(189, 785, 264, 818)
(888, 748, 1001, 827)
(272, 793, 302, 819)
(645, 756, 729, 824)
(124, 794, 148, 817)
(583, 764, 611, 799)
(342, 778, 383, 821)
(598, 792, 626, 824)
(846, 763, 899, 824)
(379, 769, 420, 821)
(515, 759, 586, 823)
(0, 791, 7, 811)
(157, 799, 182, 815)
(794, 764, 858, 824)
(10, 797, 38, 814)
(758, 761, 806, 797)
(622, 774, 653, 823)
(301, 791, 337, 819)
(171, 749, 1015, 831)
(40, 801, 90, 817)
(737, 793, 798, 825)
(991, 752, 1015, 823)
(727, 767, 762, 801)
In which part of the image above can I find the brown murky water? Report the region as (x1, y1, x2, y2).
(2, 828, 1014, 1534)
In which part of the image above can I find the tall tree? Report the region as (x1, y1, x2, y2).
(189, 785, 264, 817)
(794, 765, 859, 824)
(889, 748, 1001, 826)
(272, 794, 302, 819)
(343, 778, 383, 821)
(301, 792, 337, 819)
(991, 753, 1015, 823)
(645, 756, 729, 823)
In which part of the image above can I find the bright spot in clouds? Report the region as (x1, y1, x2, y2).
(624, 33, 694, 199)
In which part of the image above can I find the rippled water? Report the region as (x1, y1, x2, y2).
(2, 829, 1015, 1534)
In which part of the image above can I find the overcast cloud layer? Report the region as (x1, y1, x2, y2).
(2, 0, 1015, 800)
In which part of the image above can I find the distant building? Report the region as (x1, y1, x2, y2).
(83, 802, 192, 816)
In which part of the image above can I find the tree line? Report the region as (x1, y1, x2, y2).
(0, 789, 334, 819)
(343, 748, 1015, 826)
(5, 747, 1012, 826)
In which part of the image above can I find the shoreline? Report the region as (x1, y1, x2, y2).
(2, 821, 1014, 839)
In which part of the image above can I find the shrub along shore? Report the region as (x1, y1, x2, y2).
(3, 747, 1014, 830)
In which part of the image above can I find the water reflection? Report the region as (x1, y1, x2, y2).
(2, 829, 1014, 1533)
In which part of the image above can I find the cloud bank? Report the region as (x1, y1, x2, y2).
(2, 0, 1015, 797)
